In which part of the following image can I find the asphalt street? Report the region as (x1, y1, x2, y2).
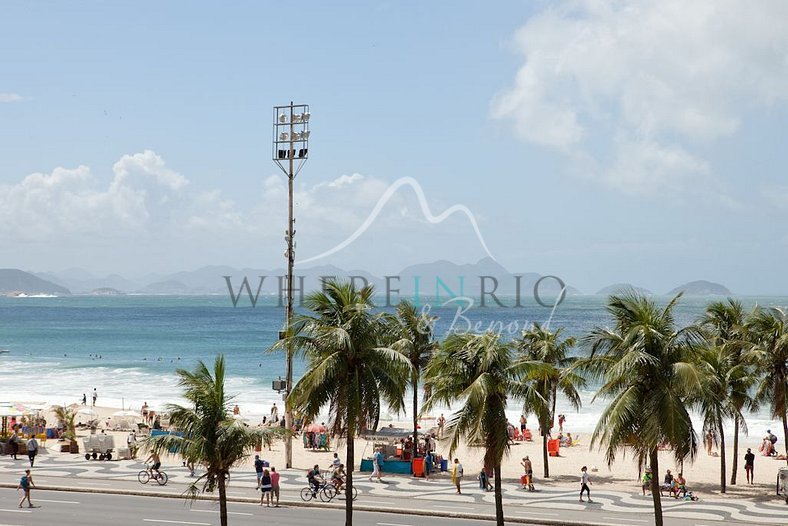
(0, 489, 495, 526)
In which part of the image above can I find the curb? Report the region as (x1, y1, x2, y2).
(0, 482, 618, 526)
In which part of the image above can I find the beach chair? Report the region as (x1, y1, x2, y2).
(523, 429, 533, 442)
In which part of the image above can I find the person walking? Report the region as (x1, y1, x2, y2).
(705, 431, 714, 455)
(369, 447, 384, 483)
(127, 431, 138, 459)
(437, 414, 446, 438)
(259, 468, 273, 507)
(270, 467, 280, 507)
(82, 393, 87, 405)
(451, 458, 464, 494)
(9, 428, 19, 460)
(579, 465, 592, 502)
(558, 414, 566, 434)
(270, 403, 279, 422)
(424, 450, 433, 481)
(744, 448, 755, 484)
(521, 456, 534, 491)
(17, 469, 35, 508)
(254, 455, 264, 489)
(26, 436, 39, 467)
(92, 388, 98, 406)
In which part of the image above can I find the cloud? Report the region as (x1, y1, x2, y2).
(0, 93, 25, 103)
(0, 152, 479, 270)
(0, 150, 191, 238)
(493, 0, 788, 195)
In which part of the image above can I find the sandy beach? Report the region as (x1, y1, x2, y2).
(21, 401, 786, 505)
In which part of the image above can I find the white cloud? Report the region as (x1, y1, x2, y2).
(493, 0, 788, 194)
(0, 153, 455, 268)
(0, 93, 25, 103)
(0, 150, 195, 239)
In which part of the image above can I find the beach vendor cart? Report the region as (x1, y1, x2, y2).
(778, 467, 788, 504)
(82, 433, 115, 460)
(361, 427, 419, 475)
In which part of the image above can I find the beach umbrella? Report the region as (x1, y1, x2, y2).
(305, 423, 326, 433)
(77, 407, 97, 417)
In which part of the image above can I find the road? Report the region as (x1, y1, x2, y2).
(0, 489, 494, 526)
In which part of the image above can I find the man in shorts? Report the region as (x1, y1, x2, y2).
(146, 452, 162, 478)
(270, 467, 281, 507)
(254, 455, 264, 489)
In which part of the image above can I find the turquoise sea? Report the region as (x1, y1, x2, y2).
(1, 294, 786, 433)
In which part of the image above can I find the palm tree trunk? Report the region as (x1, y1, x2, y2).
(542, 432, 549, 478)
(730, 415, 739, 486)
(412, 376, 419, 464)
(782, 413, 788, 465)
(494, 462, 504, 526)
(218, 472, 228, 526)
(719, 420, 726, 493)
(346, 422, 355, 526)
(649, 449, 663, 526)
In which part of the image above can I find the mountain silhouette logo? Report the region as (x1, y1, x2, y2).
(299, 176, 496, 265)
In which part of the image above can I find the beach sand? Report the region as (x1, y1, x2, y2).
(29, 402, 786, 504)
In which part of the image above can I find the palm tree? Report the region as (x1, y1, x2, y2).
(144, 355, 282, 526)
(282, 279, 411, 526)
(387, 300, 438, 463)
(747, 306, 788, 462)
(691, 344, 753, 493)
(516, 323, 584, 478)
(53, 406, 78, 453)
(696, 299, 756, 487)
(423, 331, 544, 526)
(581, 293, 700, 526)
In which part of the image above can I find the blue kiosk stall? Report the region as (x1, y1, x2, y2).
(359, 427, 444, 475)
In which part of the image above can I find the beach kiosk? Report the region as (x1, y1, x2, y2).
(360, 427, 424, 475)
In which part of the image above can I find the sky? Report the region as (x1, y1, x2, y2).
(2, 0, 788, 295)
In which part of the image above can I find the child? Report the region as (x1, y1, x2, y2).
(580, 466, 592, 503)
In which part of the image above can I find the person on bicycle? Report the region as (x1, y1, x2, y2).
(332, 463, 346, 490)
(146, 452, 162, 478)
(307, 464, 323, 497)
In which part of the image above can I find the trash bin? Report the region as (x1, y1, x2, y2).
(440, 458, 448, 472)
(412, 458, 424, 477)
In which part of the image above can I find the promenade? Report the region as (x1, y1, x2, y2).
(1, 451, 785, 525)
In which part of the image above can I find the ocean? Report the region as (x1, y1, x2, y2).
(1, 293, 786, 434)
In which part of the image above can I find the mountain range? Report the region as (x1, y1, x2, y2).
(0, 260, 738, 298)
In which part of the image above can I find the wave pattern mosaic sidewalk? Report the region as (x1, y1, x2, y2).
(2, 453, 786, 523)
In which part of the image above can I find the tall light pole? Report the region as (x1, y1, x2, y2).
(272, 102, 310, 469)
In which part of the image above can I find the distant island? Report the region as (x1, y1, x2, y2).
(596, 283, 653, 296)
(668, 280, 732, 296)
(0, 269, 71, 296)
(89, 287, 125, 296)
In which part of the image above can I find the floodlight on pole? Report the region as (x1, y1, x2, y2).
(272, 102, 310, 469)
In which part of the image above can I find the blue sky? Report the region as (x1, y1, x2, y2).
(2, 1, 788, 294)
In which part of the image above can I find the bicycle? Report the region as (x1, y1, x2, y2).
(300, 480, 334, 502)
(322, 482, 358, 502)
(138, 465, 169, 486)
